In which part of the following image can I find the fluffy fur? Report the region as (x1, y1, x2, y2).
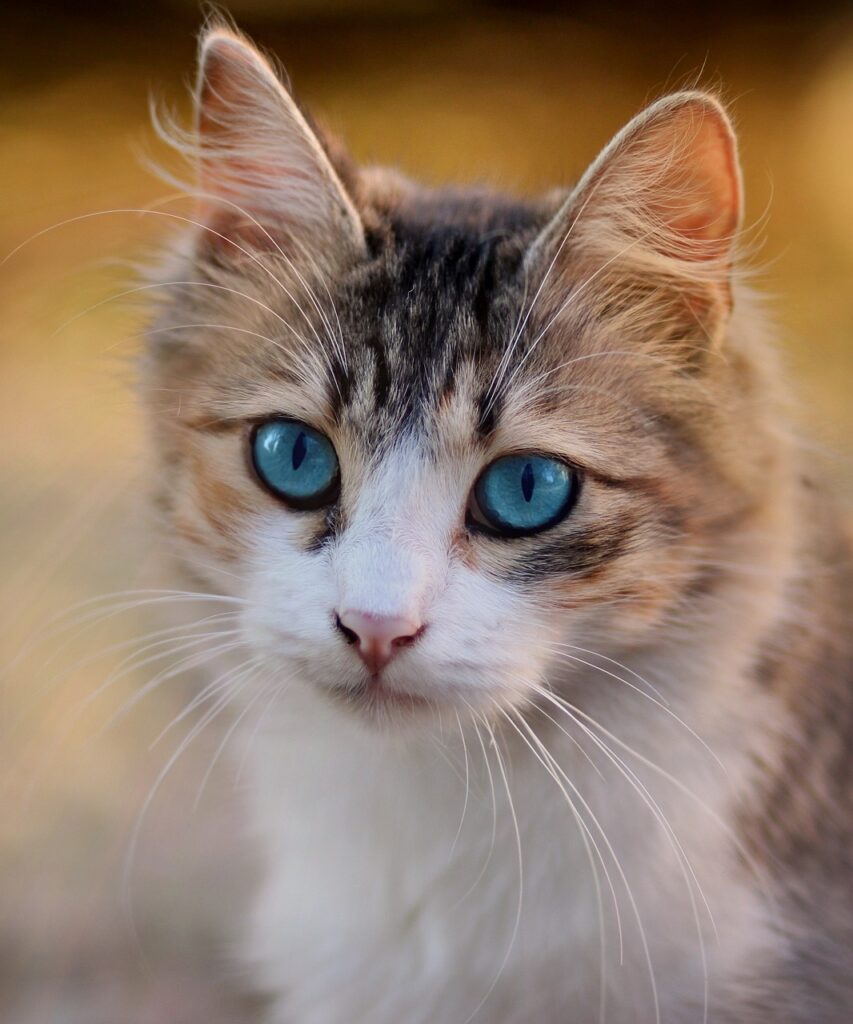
(142, 24, 853, 1023)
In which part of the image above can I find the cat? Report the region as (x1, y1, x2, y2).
(141, 22, 853, 1024)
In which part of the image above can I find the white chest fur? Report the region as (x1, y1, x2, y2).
(241, 678, 774, 1024)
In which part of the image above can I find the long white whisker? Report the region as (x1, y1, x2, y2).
(451, 705, 499, 909)
(152, 190, 348, 370)
(15, 636, 248, 810)
(92, 632, 245, 727)
(461, 714, 524, 1024)
(135, 320, 280, 350)
(6, 612, 242, 740)
(548, 639, 669, 702)
(121, 657, 256, 933)
(193, 666, 274, 810)
(449, 709, 472, 858)
(546, 645, 726, 774)
(234, 682, 283, 787)
(532, 684, 713, 1020)
(537, 682, 781, 929)
(147, 649, 258, 748)
(3, 204, 345, 381)
(502, 704, 610, 1024)
(501, 230, 654, 397)
(3, 588, 244, 690)
(485, 180, 603, 409)
(53, 279, 328, 387)
(503, 706, 660, 1023)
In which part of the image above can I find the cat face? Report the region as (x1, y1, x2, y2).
(145, 28, 763, 725)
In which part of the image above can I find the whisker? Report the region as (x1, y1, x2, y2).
(145, 646, 257, 748)
(449, 709, 472, 858)
(53, 279, 325, 382)
(501, 229, 657, 397)
(6, 611, 242, 738)
(451, 704, 499, 909)
(92, 632, 245, 725)
(545, 645, 726, 775)
(460, 713, 524, 1024)
(234, 681, 284, 787)
(537, 682, 781, 929)
(505, 702, 661, 1024)
(193, 665, 274, 810)
(511, 347, 714, 409)
(150, 189, 348, 372)
(15, 639, 249, 822)
(548, 640, 670, 704)
(26, 588, 246, 650)
(503, 705, 622, 955)
(485, 179, 603, 410)
(3, 203, 345, 386)
(501, 704, 610, 1024)
(531, 683, 714, 1020)
(131, 320, 281, 351)
(121, 654, 258, 936)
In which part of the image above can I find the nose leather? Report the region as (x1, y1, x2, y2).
(337, 609, 422, 674)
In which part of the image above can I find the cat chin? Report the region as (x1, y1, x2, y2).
(328, 677, 439, 724)
(319, 673, 527, 731)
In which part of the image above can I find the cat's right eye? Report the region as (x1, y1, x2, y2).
(250, 419, 340, 510)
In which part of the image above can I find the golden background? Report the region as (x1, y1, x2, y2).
(1, 2, 851, 1019)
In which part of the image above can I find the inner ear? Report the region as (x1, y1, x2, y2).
(544, 92, 742, 265)
(193, 27, 364, 260)
(526, 92, 744, 352)
(634, 98, 742, 258)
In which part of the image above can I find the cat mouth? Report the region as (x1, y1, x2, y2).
(336, 677, 434, 715)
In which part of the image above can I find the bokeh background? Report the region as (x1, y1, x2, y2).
(1, 2, 852, 1021)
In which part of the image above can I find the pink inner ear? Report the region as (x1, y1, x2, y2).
(196, 36, 267, 147)
(196, 42, 283, 207)
(192, 30, 364, 257)
(644, 105, 742, 259)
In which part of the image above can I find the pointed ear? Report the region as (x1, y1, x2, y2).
(529, 92, 743, 349)
(193, 27, 364, 259)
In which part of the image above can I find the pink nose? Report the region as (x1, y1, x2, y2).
(336, 609, 423, 675)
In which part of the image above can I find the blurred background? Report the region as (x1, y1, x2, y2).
(1, 2, 852, 1021)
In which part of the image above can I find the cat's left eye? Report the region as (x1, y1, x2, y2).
(251, 419, 340, 510)
(468, 454, 578, 537)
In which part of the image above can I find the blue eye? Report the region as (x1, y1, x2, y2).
(251, 419, 340, 510)
(471, 454, 577, 536)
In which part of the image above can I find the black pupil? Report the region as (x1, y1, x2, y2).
(521, 462, 535, 503)
(292, 431, 308, 471)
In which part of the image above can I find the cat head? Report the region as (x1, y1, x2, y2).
(144, 26, 774, 726)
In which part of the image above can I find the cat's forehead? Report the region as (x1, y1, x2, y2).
(185, 187, 612, 464)
(326, 203, 543, 449)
